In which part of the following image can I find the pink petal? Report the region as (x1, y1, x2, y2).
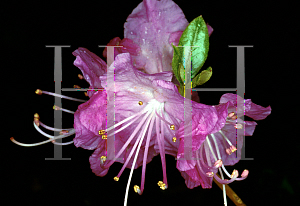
(124, 0, 189, 73)
(72, 48, 107, 97)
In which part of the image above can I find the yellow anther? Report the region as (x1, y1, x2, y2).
(231, 170, 239, 178)
(160, 184, 166, 190)
(101, 156, 107, 162)
(84, 92, 88, 97)
(99, 130, 106, 135)
(170, 125, 175, 130)
(34, 113, 40, 119)
(157, 181, 166, 190)
(73, 85, 81, 89)
(35, 89, 42, 95)
(133, 185, 140, 193)
(172, 137, 177, 142)
(157, 181, 163, 186)
(102, 135, 107, 139)
(114, 176, 119, 181)
(78, 74, 84, 79)
(34, 113, 40, 126)
(138, 101, 143, 105)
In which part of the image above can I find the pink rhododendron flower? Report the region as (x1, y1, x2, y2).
(72, 50, 229, 204)
(178, 93, 271, 190)
(10, 1, 272, 206)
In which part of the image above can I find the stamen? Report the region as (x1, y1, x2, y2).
(234, 124, 243, 129)
(102, 135, 107, 139)
(103, 111, 152, 170)
(34, 113, 40, 126)
(170, 125, 175, 130)
(53, 105, 75, 114)
(105, 106, 148, 133)
(59, 130, 69, 135)
(140, 113, 156, 193)
(206, 172, 214, 177)
(219, 130, 233, 146)
(100, 156, 107, 165)
(172, 137, 177, 142)
(37, 120, 73, 133)
(73, 85, 81, 89)
(157, 181, 167, 190)
(235, 169, 249, 181)
(98, 130, 106, 135)
(155, 114, 168, 189)
(84, 92, 88, 97)
(78, 74, 84, 79)
(10, 128, 75, 147)
(226, 145, 237, 155)
(230, 170, 239, 178)
(228, 112, 235, 118)
(241, 169, 249, 178)
(114, 176, 119, 181)
(227, 112, 237, 120)
(124, 111, 155, 206)
(35, 89, 86, 103)
(138, 101, 143, 105)
(133, 185, 141, 195)
(213, 159, 223, 169)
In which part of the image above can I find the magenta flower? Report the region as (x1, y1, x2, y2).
(177, 93, 271, 190)
(72, 50, 230, 204)
(10, 1, 272, 206)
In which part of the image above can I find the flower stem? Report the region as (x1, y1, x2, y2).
(213, 173, 246, 206)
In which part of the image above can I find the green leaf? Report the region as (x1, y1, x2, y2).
(175, 16, 209, 83)
(171, 44, 184, 85)
(192, 67, 212, 87)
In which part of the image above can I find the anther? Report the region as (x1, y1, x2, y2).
(226, 148, 232, 155)
(73, 85, 81, 89)
(170, 125, 175, 130)
(228, 112, 235, 118)
(234, 124, 243, 129)
(84, 92, 88, 97)
(172, 137, 177, 142)
(99, 130, 106, 135)
(114, 176, 119, 181)
(53, 105, 61, 110)
(206, 172, 214, 177)
(230, 145, 237, 153)
(157, 181, 167, 190)
(231, 170, 239, 178)
(138, 101, 143, 105)
(78, 74, 84, 79)
(100, 156, 107, 163)
(241, 169, 249, 178)
(35, 89, 42, 95)
(133, 185, 141, 194)
(34, 113, 40, 126)
(213, 159, 223, 168)
(157, 181, 163, 186)
(102, 135, 107, 139)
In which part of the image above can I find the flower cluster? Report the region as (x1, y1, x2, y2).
(11, 0, 271, 205)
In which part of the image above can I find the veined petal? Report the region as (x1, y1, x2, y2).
(72, 48, 107, 97)
(73, 91, 107, 150)
(124, 0, 189, 73)
(102, 37, 141, 61)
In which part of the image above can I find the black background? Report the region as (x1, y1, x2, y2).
(3, 0, 296, 205)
